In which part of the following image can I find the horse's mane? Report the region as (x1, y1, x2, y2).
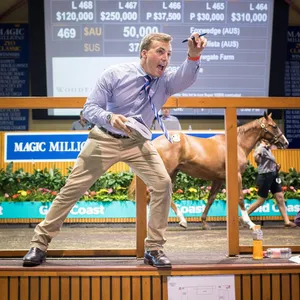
(237, 117, 261, 136)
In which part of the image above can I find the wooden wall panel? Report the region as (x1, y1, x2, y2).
(0, 278, 8, 300)
(60, 277, 70, 300)
(291, 274, 300, 300)
(235, 275, 242, 300)
(271, 274, 281, 300)
(0, 271, 299, 300)
(20, 277, 29, 300)
(0, 215, 295, 224)
(142, 276, 151, 300)
(122, 277, 131, 300)
(262, 274, 271, 300)
(9, 277, 18, 300)
(50, 277, 60, 300)
(152, 277, 162, 300)
(242, 274, 251, 300)
(70, 277, 80, 300)
(162, 276, 168, 300)
(30, 277, 39, 300)
(40, 277, 49, 300)
(131, 276, 141, 300)
(81, 277, 90, 300)
(251, 274, 261, 300)
(281, 274, 291, 300)
(247, 149, 300, 172)
(111, 277, 121, 300)
(0, 161, 129, 175)
(102, 276, 111, 300)
(1, 149, 299, 174)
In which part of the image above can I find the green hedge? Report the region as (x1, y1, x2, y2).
(1, 162, 300, 202)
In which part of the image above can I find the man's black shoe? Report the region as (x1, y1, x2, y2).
(144, 250, 171, 268)
(23, 247, 46, 267)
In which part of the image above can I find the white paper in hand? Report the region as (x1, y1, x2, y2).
(124, 115, 152, 140)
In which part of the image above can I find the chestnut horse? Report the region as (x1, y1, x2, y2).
(128, 112, 289, 229)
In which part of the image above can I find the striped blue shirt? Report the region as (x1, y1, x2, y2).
(83, 59, 200, 135)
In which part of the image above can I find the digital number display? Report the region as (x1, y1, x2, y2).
(44, 0, 273, 116)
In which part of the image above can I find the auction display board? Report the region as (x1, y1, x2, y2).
(284, 27, 300, 148)
(44, 0, 273, 117)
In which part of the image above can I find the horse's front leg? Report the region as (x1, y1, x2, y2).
(201, 180, 223, 230)
(238, 173, 256, 229)
(171, 201, 187, 228)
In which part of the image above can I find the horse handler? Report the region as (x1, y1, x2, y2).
(295, 210, 300, 227)
(246, 139, 296, 228)
(22, 32, 207, 268)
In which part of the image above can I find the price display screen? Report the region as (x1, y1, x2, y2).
(44, 0, 274, 117)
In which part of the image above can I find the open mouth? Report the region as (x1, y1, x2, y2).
(157, 64, 166, 72)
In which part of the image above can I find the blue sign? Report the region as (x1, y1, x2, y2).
(0, 201, 136, 219)
(0, 24, 29, 131)
(173, 199, 300, 217)
(284, 27, 300, 148)
(5, 132, 88, 162)
(5, 131, 223, 162)
(0, 199, 299, 219)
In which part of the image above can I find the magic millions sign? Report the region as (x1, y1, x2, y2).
(5, 132, 88, 162)
(4, 131, 222, 162)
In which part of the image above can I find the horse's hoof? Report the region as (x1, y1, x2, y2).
(201, 223, 211, 230)
(179, 220, 187, 229)
(284, 221, 297, 228)
(239, 217, 248, 228)
(239, 217, 255, 230)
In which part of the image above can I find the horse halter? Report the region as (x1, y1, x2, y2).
(258, 120, 283, 145)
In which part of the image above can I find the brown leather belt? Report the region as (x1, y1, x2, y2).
(99, 127, 129, 139)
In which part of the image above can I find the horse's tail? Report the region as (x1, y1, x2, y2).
(127, 175, 151, 203)
(128, 175, 136, 200)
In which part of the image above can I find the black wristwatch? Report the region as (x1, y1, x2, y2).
(106, 112, 113, 124)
